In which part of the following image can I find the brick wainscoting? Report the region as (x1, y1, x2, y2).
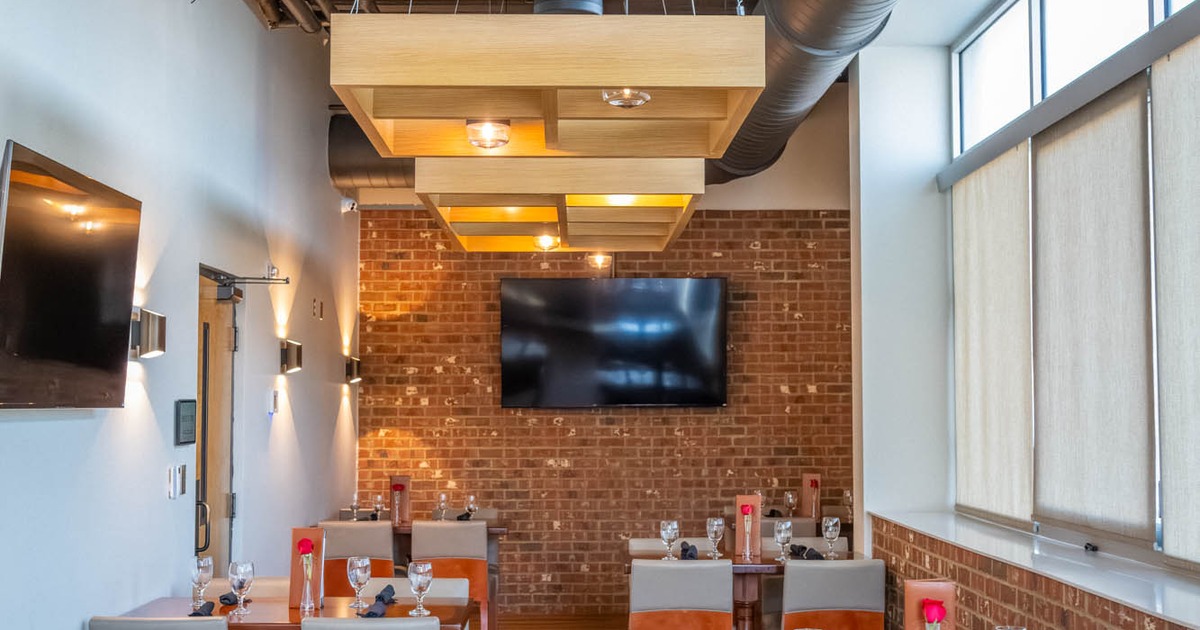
(356, 208, 851, 614)
(872, 516, 1189, 630)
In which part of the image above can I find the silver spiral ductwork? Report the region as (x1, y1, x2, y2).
(534, 0, 603, 14)
(328, 115, 414, 198)
(705, 0, 898, 184)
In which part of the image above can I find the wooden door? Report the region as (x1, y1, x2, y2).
(196, 275, 235, 573)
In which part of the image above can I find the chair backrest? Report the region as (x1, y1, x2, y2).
(781, 559, 885, 630)
(365, 576, 471, 600)
(318, 520, 396, 596)
(628, 559, 732, 630)
(250, 576, 291, 599)
(762, 535, 849, 554)
(89, 618, 227, 630)
(299, 618, 440, 629)
(412, 521, 490, 627)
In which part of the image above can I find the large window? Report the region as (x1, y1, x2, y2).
(1043, 0, 1150, 93)
(960, 1, 1032, 149)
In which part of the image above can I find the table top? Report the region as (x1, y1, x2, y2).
(394, 522, 508, 536)
(123, 597, 475, 629)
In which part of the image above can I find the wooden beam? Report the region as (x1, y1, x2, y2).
(451, 221, 559, 237)
(709, 88, 761, 156)
(555, 195, 570, 247)
(542, 90, 560, 149)
(446, 206, 559, 223)
(569, 222, 673, 237)
(557, 88, 728, 120)
(373, 88, 544, 119)
(556, 119, 713, 157)
(663, 194, 700, 248)
(416, 192, 467, 251)
(567, 206, 681, 223)
(415, 158, 705, 195)
(435, 193, 559, 207)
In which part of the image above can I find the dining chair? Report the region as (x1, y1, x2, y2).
(299, 618, 440, 629)
(88, 618, 227, 629)
(759, 536, 853, 628)
(412, 520, 491, 630)
(249, 576, 291, 598)
(318, 520, 397, 597)
(365, 576, 471, 599)
(628, 559, 733, 630)
(779, 558, 885, 629)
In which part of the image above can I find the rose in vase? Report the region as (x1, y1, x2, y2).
(922, 598, 947, 630)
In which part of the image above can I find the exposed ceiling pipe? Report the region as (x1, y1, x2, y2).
(328, 115, 416, 198)
(705, 0, 898, 184)
(534, 0, 603, 14)
(312, 0, 337, 21)
(279, 0, 323, 32)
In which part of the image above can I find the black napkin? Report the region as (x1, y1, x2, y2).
(189, 602, 215, 617)
(369, 512, 380, 521)
(765, 508, 783, 517)
(456, 512, 472, 521)
(359, 601, 389, 618)
(375, 584, 396, 604)
(218, 592, 250, 605)
(679, 541, 699, 560)
(788, 544, 825, 560)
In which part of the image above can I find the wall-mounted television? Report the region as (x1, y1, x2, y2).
(500, 277, 727, 408)
(0, 140, 142, 408)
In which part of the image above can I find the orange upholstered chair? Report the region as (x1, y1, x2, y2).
(318, 520, 396, 597)
(780, 558, 885, 630)
(628, 559, 733, 630)
(412, 521, 491, 630)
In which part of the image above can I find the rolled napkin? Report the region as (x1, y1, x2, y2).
(359, 600, 389, 618)
(375, 584, 396, 604)
(788, 544, 825, 560)
(456, 512, 472, 521)
(679, 541, 699, 560)
(765, 508, 783, 517)
(218, 592, 250, 605)
(189, 602, 215, 617)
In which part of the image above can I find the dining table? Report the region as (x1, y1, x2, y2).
(121, 596, 477, 630)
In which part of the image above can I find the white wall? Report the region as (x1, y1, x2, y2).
(851, 45, 955, 549)
(0, 2, 358, 628)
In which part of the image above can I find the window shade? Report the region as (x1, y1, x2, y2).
(1152, 35, 1200, 563)
(1031, 74, 1156, 541)
(952, 143, 1033, 522)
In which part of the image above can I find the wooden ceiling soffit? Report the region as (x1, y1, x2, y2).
(415, 157, 704, 252)
(330, 14, 764, 158)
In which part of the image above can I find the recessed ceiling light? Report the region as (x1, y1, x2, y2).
(601, 88, 651, 108)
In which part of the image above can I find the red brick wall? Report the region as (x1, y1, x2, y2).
(356, 208, 852, 614)
(872, 516, 1188, 630)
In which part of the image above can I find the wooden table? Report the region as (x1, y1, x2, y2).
(122, 597, 476, 629)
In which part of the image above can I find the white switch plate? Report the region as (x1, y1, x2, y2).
(168, 464, 187, 499)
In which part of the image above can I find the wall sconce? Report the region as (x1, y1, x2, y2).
(280, 339, 303, 374)
(346, 357, 362, 384)
(129, 307, 167, 359)
(588, 253, 612, 270)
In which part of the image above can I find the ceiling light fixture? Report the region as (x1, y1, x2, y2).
(465, 119, 511, 149)
(601, 88, 651, 109)
(280, 339, 303, 374)
(535, 234, 560, 251)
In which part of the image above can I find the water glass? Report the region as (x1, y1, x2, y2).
(822, 516, 841, 559)
(347, 556, 372, 609)
(659, 520, 680, 560)
(373, 494, 384, 514)
(774, 520, 793, 562)
(227, 561, 254, 616)
(191, 556, 213, 608)
(350, 492, 360, 521)
(706, 517, 725, 559)
(783, 490, 798, 517)
(407, 561, 433, 617)
(434, 492, 449, 521)
(466, 494, 479, 520)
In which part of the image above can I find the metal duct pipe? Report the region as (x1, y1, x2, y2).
(534, 0, 603, 15)
(706, 0, 898, 184)
(279, 0, 322, 32)
(328, 115, 416, 197)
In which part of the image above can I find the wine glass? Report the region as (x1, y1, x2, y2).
(706, 517, 725, 559)
(350, 492, 361, 521)
(407, 561, 433, 617)
(347, 556, 372, 609)
(466, 494, 479, 520)
(822, 516, 841, 559)
(227, 561, 254, 616)
(373, 494, 385, 515)
(774, 520, 793, 563)
(191, 556, 213, 609)
(659, 520, 680, 560)
(783, 490, 798, 517)
(434, 492, 449, 521)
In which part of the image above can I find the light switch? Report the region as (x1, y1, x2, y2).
(168, 464, 187, 499)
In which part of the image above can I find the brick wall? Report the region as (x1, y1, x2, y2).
(872, 516, 1188, 630)
(356, 208, 852, 614)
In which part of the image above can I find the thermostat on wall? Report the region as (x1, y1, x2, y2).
(175, 399, 197, 446)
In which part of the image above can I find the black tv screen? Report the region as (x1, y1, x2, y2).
(500, 277, 727, 408)
(0, 140, 142, 408)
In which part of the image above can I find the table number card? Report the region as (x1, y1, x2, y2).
(904, 579, 956, 630)
(390, 474, 411, 526)
(289, 527, 326, 609)
(733, 494, 762, 559)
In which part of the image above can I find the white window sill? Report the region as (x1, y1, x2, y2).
(870, 510, 1200, 629)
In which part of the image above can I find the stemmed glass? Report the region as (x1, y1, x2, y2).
(659, 520, 680, 560)
(407, 561, 433, 617)
(783, 491, 798, 517)
(347, 556, 372, 609)
(822, 516, 841, 559)
(466, 495, 479, 520)
(373, 494, 385, 517)
(774, 520, 793, 563)
(434, 492, 449, 521)
(706, 517, 725, 559)
(227, 561, 254, 616)
(191, 556, 213, 609)
(350, 492, 361, 521)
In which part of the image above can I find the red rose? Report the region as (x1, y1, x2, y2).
(809, 479, 819, 488)
(297, 538, 314, 555)
(740, 504, 752, 516)
(921, 598, 947, 624)
(392, 483, 405, 492)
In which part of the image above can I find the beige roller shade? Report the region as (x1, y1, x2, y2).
(1153, 35, 1200, 563)
(1032, 74, 1156, 541)
(952, 142, 1034, 523)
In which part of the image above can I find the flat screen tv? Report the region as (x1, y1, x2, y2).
(500, 277, 727, 408)
(0, 140, 142, 408)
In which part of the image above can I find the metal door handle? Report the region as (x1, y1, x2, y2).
(196, 501, 211, 553)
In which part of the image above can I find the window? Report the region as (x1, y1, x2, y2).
(960, 1, 1032, 151)
(1042, 0, 1150, 94)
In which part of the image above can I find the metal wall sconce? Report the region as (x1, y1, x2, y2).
(345, 357, 362, 384)
(280, 339, 303, 374)
(130, 307, 167, 359)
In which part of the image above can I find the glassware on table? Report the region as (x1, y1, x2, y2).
(350, 492, 361, 521)
(842, 489, 854, 523)
(191, 556, 214, 609)
(407, 561, 434, 617)
(347, 556, 372, 609)
(774, 520, 793, 563)
(783, 490, 798, 517)
(466, 494, 479, 520)
(659, 519, 680, 560)
(433, 492, 449, 521)
(227, 561, 255, 616)
(373, 494, 385, 516)
(706, 517, 725, 559)
(822, 516, 841, 559)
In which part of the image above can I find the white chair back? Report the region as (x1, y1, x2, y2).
(365, 576, 471, 599)
(782, 559, 885, 613)
(318, 520, 394, 559)
(250, 576, 291, 599)
(629, 559, 733, 614)
(89, 618, 227, 630)
(411, 521, 487, 560)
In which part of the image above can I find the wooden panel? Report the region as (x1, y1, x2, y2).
(709, 89, 761, 155)
(569, 222, 672, 237)
(557, 119, 712, 156)
(565, 194, 692, 207)
(416, 158, 705, 195)
(664, 194, 699, 247)
(434, 193, 560, 207)
(567, 206, 681, 223)
(373, 87, 544, 119)
(557, 88, 728, 120)
(542, 89, 560, 149)
(197, 277, 234, 573)
(446, 206, 559, 223)
(451, 221, 559, 237)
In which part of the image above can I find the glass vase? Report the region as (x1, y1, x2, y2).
(300, 556, 315, 613)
